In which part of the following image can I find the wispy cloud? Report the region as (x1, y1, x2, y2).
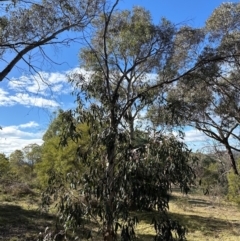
(0, 121, 44, 155)
(0, 89, 59, 108)
(19, 121, 39, 129)
(1, 68, 90, 109)
(10, 93, 59, 108)
(8, 71, 69, 96)
(0, 68, 89, 154)
(184, 129, 207, 142)
(1, 71, 87, 155)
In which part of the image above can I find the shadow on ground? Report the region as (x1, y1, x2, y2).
(1, 196, 240, 240)
(0, 204, 54, 241)
(134, 196, 240, 240)
(170, 194, 213, 207)
(136, 233, 154, 241)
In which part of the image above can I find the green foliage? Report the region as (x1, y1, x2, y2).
(36, 112, 89, 188)
(0, 151, 36, 198)
(23, 143, 42, 173)
(152, 212, 187, 241)
(42, 120, 195, 240)
(24, 144, 42, 162)
(0, 153, 9, 178)
(227, 172, 240, 204)
(8, 146, 41, 183)
(194, 154, 228, 196)
(41, 115, 193, 239)
(206, 2, 240, 40)
(6, 150, 33, 190)
(40, 2, 202, 240)
(42, 110, 66, 142)
(9, 150, 24, 166)
(41, 1, 240, 240)
(147, 2, 240, 175)
(227, 160, 240, 204)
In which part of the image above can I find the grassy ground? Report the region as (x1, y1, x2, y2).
(0, 191, 240, 240)
(0, 193, 54, 241)
(170, 193, 240, 241)
(135, 192, 240, 241)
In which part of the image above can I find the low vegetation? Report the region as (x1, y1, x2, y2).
(1, 190, 240, 241)
(0, 191, 54, 241)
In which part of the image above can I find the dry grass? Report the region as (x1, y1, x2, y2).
(0, 191, 240, 240)
(133, 192, 240, 241)
(169, 192, 240, 241)
(0, 195, 54, 241)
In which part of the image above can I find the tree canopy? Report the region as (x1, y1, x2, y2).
(148, 2, 240, 175)
(42, 2, 209, 240)
(0, 0, 104, 82)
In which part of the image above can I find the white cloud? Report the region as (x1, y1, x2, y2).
(0, 88, 9, 96)
(170, 128, 209, 151)
(0, 122, 44, 155)
(2, 69, 85, 108)
(19, 121, 39, 129)
(0, 88, 11, 106)
(10, 93, 59, 108)
(0, 91, 59, 108)
(51, 84, 64, 92)
(184, 129, 207, 142)
(0, 68, 85, 155)
(0, 138, 43, 156)
(8, 71, 70, 96)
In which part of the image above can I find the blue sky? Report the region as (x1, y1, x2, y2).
(0, 0, 237, 155)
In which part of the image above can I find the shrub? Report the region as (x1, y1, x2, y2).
(227, 170, 240, 205)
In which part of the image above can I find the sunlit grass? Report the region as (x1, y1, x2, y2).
(0, 190, 54, 241)
(1, 190, 240, 240)
(127, 192, 240, 241)
(168, 192, 240, 241)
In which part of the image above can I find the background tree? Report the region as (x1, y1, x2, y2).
(0, 153, 9, 179)
(9, 149, 24, 167)
(9, 149, 25, 177)
(36, 111, 89, 188)
(193, 151, 229, 196)
(160, 68, 240, 175)
(23, 143, 42, 175)
(0, 0, 104, 82)
(148, 2, 240, 175)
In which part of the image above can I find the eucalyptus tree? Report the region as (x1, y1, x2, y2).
(0, 0, 104, 82)
(161, 72, 240, 175)
(41, 1, 240, 240)
(149, 2, 240, 175)
(42, 2, 205, 240)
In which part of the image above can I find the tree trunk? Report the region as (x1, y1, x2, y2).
(128, 112, 135, 145)
(225, 143, 239, 175)
(104, 110, 117, 241)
